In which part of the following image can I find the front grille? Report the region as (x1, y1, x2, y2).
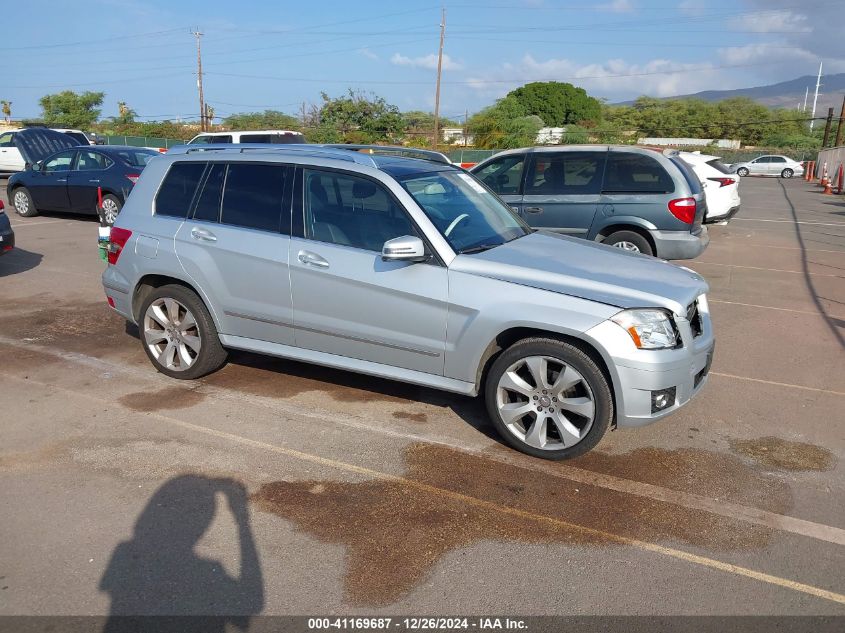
(687, 300, 703, 337)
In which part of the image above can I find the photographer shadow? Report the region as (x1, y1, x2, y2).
(100, 475, 264, 632)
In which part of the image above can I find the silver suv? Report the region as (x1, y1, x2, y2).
(102, 145, 714, 460)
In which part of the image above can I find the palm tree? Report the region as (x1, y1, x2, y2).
(1, 101, 11, 124)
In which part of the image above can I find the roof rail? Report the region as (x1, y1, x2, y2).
(165, 143, 379, 167)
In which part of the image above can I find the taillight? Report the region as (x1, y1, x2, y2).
(107, 227, 132, 265)
(707, 177, 736, 187)
(126, 174, 140, 185)
(668, 197, 696, 224)
(0, 199, 4, 213)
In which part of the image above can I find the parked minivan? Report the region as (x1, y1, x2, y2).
(470, 146, 709, 259)
(103, 145, 714, 460)
(187, 130, 306, 145)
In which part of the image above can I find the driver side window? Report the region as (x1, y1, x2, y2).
(474, 156, 525, 195)
(303, 169, 418, 252)
(44, 151, 76, 172)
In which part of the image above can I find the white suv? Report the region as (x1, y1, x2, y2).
(187, 130, 305, 145)
(679, 152, 741, 224)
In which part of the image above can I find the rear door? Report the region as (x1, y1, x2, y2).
(522, 150, 606, 235)
(471, 153, 526, 214)
(68, 150, 113, 212)
(31, 150, 76, 210)
(768, 156, 787, 175)
(599, 150, 677, 234)
(174, 161, 296, 345)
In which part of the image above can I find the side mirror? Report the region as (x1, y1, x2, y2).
(29, 161, 41, 171)
(382, 235, 428, 263)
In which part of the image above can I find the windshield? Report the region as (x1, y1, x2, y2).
(115, 149, 159, 167)
(400, 170, 531, 253)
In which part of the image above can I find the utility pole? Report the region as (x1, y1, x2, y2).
(432, 7, 446, 150)
(835, 95, 845, 148)
(810, 62, 822, 130)
(822, 107, 834, 148)
(463, 108, 468, 147)
(192, 29, 206, 132)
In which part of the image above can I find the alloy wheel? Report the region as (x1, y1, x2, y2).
(495, 355, 595, 450)
(13, 190, 29, 215)
(102, 198, 120, 224)
(143, 297, 202, 371)
(612, 241, 640, 252)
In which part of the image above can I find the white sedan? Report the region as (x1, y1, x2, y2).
(680, 152, 741, 224)
(730, 155, 804, 178)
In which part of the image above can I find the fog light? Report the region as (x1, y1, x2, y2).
(651, 387, 676, 413)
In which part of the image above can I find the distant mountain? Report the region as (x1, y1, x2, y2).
(616, 73, 845, 114)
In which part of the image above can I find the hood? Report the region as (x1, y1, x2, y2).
(450, 231, 708, 316)
(13, 128, 80, 165)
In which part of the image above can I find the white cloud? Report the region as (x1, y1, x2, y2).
(599, 0, 635, 12)
(390, 53, 462, 71)
(732, 9, 810, 34)
(358, 48, 379, 61)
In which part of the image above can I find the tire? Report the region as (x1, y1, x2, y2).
(138, 284, 227, 380)
(781, 168, 793, 179)
(12, 187, 38, 217)
(736, 167, 749, 177)
(100, 194, 122, 225)
(602, 230, 653, 256)
(484, 337, 613, 460)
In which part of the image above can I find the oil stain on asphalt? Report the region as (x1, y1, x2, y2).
(251, 443, 793, 606)
(729, 436, 836, 471)
(119, 386, 207, 413)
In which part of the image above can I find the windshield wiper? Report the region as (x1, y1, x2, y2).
(458, 243, 500, 254)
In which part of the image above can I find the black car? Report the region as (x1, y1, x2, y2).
(8, 139, 160, 225)
(0, 200, 14, 255)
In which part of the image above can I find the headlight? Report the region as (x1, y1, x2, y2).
(611, 309, 679, 350)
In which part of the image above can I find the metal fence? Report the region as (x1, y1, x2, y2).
(103, 135, 187, 148)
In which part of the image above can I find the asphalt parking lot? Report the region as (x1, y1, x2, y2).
(0, 176, 843, 617)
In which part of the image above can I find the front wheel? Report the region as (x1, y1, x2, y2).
(485, 338, 613, 460)
(736, 167, 749, 177)
(12, 187, 38, 217)
(138, 284, 227, 379)
(602, 230, 653, 256)
(781, 168, 794, 179)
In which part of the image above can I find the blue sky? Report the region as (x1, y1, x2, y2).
(4, 0, 842, 124)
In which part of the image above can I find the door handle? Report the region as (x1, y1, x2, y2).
(524, 206, 543, 213)
(89, 179, 100, 183)
(56, 178, 67, 183)
(190, 227, 217, 242)
(297, 250, 329, 268)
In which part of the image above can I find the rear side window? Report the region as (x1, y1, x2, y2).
(192, 163, 226, 222)
(220, 163, 291, 233)
(77, 151, 112, 171)
(155, 162, 206, 218)
(603, 153, 675, 194)
(474, 155, 525, 195)
(705, 159, 731, 174)
(240, 134, 272, 143)
(526, 152, 605, 195)
(0, 132, 14, 147)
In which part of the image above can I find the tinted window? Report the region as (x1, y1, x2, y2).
(603, 153, 674, 194)
(273, 133, 305, 144)
(474, 155, 525, 195)
(189, 136, 212, 145)
(43, 150, 76, 172)
(63, 132, 89, 145)
(114, 149, 158, 167)
(304, 169, 417, 251)
(770, 156, 786, 163)
(192, 163, 225, 223)
(155, 162, 206, 218)
(220, 163, 289, 233)
(0, 132, 15, 147)
(526, 152, 604, 195)
(240, 134, 272, 143)
(76, 151, 112, 171)
(754, 157, 770, 163)
(705, 159, 731, 174)
(211, 135, 232, 144)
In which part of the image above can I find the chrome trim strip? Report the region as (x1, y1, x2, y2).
(223, 310, 441, 357)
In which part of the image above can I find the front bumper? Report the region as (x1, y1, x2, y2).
(584, 296, 715, 427)
(649, 225, 709, 260)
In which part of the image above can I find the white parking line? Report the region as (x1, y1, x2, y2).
(4, 370, 845, 606)
(710, 372, 845, 396)
(692, 261, 844, 278)
(732, 218, 845, 227)
(705, 243, 845, 254)
(8, 220, 75, 228)
(709, 299, 830, 316)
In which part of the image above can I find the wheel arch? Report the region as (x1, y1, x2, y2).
(594, 222, 656, 254)
(131, 273, 216, 326)
(476, 325, 619, 427)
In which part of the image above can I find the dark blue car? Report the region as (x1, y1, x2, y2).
(8, 144, 160, 225)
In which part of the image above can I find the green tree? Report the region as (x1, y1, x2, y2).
(113, 101, 137, 125)
(506, 82, 601, 126)
(39, 90, 104, 128)
(223, 110, 301, 131)
(307, 90, 404, 143)
(467, 95, 543, 149)
(1, 100, 10, 123)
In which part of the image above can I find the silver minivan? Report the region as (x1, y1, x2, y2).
(471, 146, 710, 259)
(103, 145, 714, 460)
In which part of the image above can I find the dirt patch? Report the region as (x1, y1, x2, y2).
(0, 442, 68, 472)
(203, 351, 423, 405)
(119, 386, 207, 413)
(392, 411, 428, 423)
(729, 436, 836, 472)
(251, 443, 792, 606)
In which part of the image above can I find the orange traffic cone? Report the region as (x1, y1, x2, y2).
(823, 178, 833, 194)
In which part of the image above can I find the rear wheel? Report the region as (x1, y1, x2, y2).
(602, 230, 653, 256)
(138, 284, 227, 379)
(100, 194, 122, 225)
(485, 337, 613, 460)
(781, 168, 794, 179)
(736, 167, 749, 177)
(12, 187, 38, 217)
